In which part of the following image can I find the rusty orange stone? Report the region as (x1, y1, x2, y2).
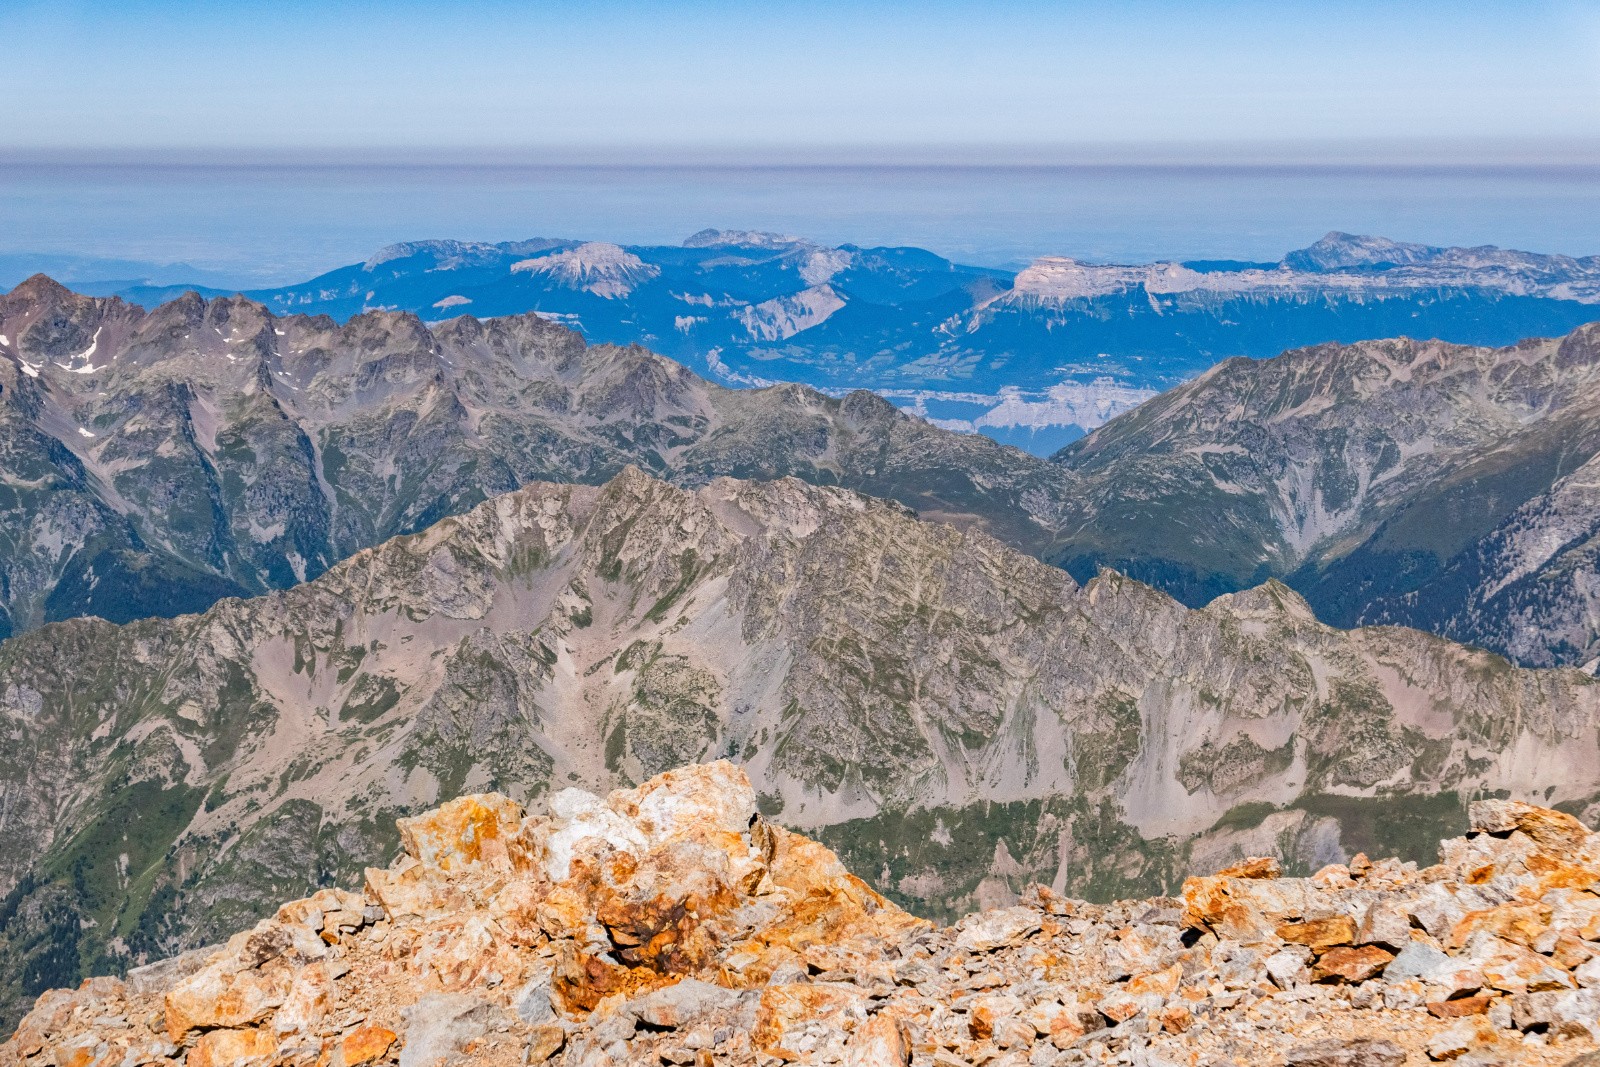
(1311, 944, 1394, 983)
(1275, 915, 1356, 949)
(1447, 903, 1552, 950)
(339, 1025, 397, 1066)
(1127, 964, 1183, 997)
(1215, 856, 1281, 879)
(1428, 995, 1493, 1019)
(1158, 1004, 1194, 1033)
(187, 1028, 276, 1067)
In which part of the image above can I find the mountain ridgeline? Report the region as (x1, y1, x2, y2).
(0, 275, 1074, 640)
(5, 277, 1600, 667)
(1, 468, 1597, 1030)
(81, 229, 1600, 452)
(1050, 325, 1600, 668)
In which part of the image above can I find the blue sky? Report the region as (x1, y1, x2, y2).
(2, 0, 1598, 155)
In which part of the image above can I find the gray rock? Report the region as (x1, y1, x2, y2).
(514, 975, 555, 1025)
(399, 993, 507, 1067)
(1382, 941, 1453, 982)
(123, 945, 220, 996)
(1284, 1038, 1406, 1067)
(1512, 989, 1600, 1040)
(955, 907, 1042, 952)
(629, 979, 748, 1030)
(1355, 901, 1411, 949)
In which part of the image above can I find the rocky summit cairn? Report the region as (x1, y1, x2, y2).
(8, 767, 1600, 1067)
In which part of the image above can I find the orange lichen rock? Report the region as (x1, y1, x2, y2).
(8, 771, 1600, 1067)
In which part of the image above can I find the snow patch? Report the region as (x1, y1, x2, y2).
(77, 427, 95, 438)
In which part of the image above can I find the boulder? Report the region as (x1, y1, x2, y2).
(397, 793, 525, 872)
(844, 1013, 911, 1067)
(397, 993, 508, 1067)
(954, 906, 1041, 952)
(186, 1027, 277, 1067)
(1468, 800, 1590, 852)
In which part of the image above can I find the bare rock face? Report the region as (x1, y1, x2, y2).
(9, 763, 1600, 1067)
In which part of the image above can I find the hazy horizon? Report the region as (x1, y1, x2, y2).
(4, 157, 1600, 288)
(4, 1, 1597, 152)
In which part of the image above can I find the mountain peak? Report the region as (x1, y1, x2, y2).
(1282, 232, 1444, 271)
(510, 243, 661, 298)
(4, 273, 73, 303)
(682, 228, 810, 250)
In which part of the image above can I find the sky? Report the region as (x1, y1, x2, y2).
(2, 0, 1599, 157)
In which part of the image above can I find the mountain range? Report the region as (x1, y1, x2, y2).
(5, 278, 1600, 669)
(78, 230, 1600, 455)
(5, 268, 1600, 1030)
(2, 466, 1596, 1029)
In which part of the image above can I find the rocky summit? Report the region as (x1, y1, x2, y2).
(10, 762, 1600, 1067)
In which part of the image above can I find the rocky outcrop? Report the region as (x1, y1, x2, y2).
(8, 764, 1600, 1066)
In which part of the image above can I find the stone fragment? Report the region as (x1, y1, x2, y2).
(164, 958, 294, 1039)
(334, 1025, 397, 1067)
(1264, 947, 1310, 989)
(1312, 945, 1394, 983)
(186, 1027, 277, 1067)
(1424, 1016, 1497, 1061)
(1355, 901, 1412, 948)
(1022, 1000, 1097, 1048)
(1215, 856, 1281, 879)
(752, 983, 868, 1061)
(1427, 995, 1493, 1019)
(1276, 915, 1356, 949)
(124, 945, 219, 996)
(1384, 942, 1479, 995)
(844, 1014, 911, 1067)
(525, 1024, 566, 1064)
(1095, 989, 1143, 1023)
(1511, 988, 1600, 1039)
(1384, 979, 1427, 1011)
(1448, 902, 1551, 950)
(1468, 800, 1589, 851)
(1577, 955, 1600, 989)
(968, 993, 1025, 1040)
(397, 792, 524, 872)
(1284, 1037, 1406, 1067)
(513, 973, 555, 1024)
(954, 906, 1041, 952)
(398, 993, 507, 1067)
(273, 961, 335, 1035)
(630, 978, 747, 1029)
(363, 865, 460, 922)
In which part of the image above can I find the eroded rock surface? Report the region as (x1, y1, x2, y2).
(9, 765, 1600, 1066)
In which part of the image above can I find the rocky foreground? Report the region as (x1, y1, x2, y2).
(8, 763, 1600, 1067)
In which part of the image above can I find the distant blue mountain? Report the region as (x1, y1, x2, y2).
(80, 229, 1600, 454)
